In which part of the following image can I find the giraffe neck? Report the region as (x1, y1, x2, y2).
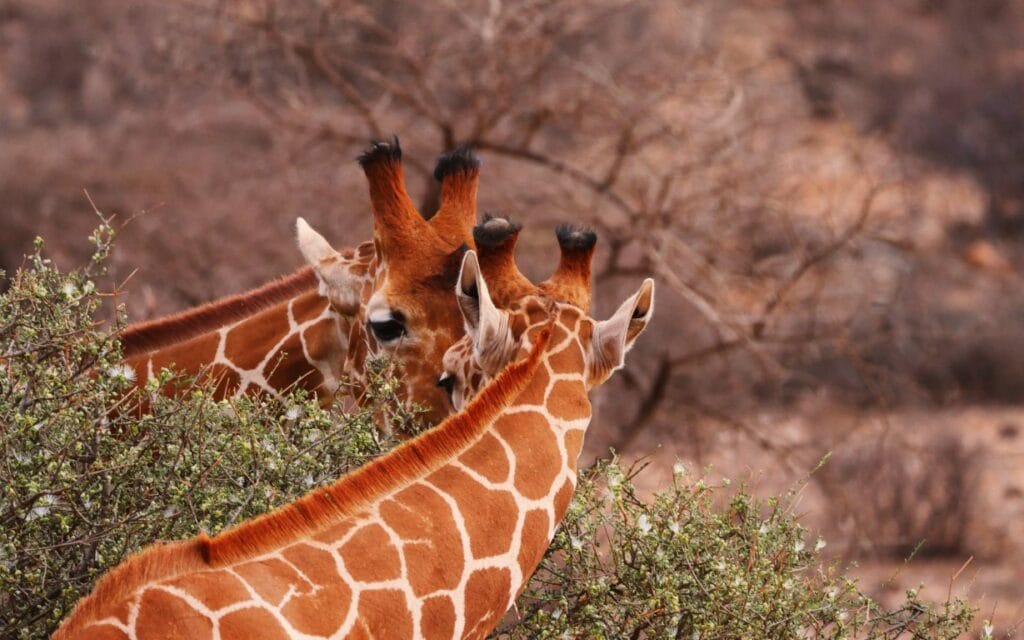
(119, 267, 318, 357)
(122, 243, 375, 402)
(57, 323, 590, 640)
(126, 290, 348, 401)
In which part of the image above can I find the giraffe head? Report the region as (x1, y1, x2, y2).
(297, 139, 480, 420)
(439, 219, 655, 409)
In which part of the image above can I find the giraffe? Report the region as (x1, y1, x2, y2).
(119, 139, 479, 421)
(436, 215, 610, 408)
(53, 224, 655, 640)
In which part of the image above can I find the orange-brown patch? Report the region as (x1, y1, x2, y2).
(312, 519, 356, 544)
(510, 313, 530, 338)
(281, 543, 342, 588)
(546, 341, 582, 375)
(514, 362, 549, 407)
(219, 607, 291, 640)
(458, 432, 511, 484)
(344, 325, 369, 381)
(340, 524, 402, 582)
(463, 567, 512, 639)
(165, 570, 248, 611)
(143, 332, 219, 379)
(524, 298, 547, 316)
(233, 557, 302, 606)
(495, 412, 562, 501)
(549, 322, 570, 347)
(224, 308, 289, 370)
(561, 308, 582, 332)
(517, 509, 551, 578)
(577, 317, 593, 341)
(204, 363, 242, 398)
(357, 589, 414, 639)
(547, 379, 590, 421)
(428, 465, 517, 559)
(136, 588, 213, 640)
(281, 582, 352, 636)
(348, 621, 371, 640)
(553, 478, 576, 521)
(421, 595, 457, 640)
(563, 429, 585, 472)
(81, 623, 129, 640)
(105, 599, 132, 625)
(290, 290, 331, 323)
(303, 317, 344, 364)
(380, 484, 464, 596)
(263, 332, 309, 391)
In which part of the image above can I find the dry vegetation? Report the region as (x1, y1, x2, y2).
(3, 0, 1024, 634)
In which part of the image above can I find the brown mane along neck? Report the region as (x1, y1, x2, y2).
(202, 321, 552, 563)
(118, 267, 317, 356)
(58, 323, 553, 636)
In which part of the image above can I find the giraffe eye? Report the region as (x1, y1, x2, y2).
(368, 312, 406, 343)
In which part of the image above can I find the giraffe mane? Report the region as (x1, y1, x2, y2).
(56, 322, 553, 636)
(118, 266, 318, 357)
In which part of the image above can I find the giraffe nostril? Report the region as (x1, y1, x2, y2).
(436, 373, 456, 405)
(437, 373, 455, 392)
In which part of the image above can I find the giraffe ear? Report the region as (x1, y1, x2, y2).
(296, 218, 360, 314)
(592, 278, 655, 376)
(296, 218, 336, 266)
(456, 251, 512, 373)
(456, 250, 496, 335)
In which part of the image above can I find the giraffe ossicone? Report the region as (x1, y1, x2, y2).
(55, 223, 655, 640)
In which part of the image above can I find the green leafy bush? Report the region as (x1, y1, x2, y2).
(1, 229, 974, 639)
(501, 461, 974, 639)
(0, 227, 423, 637)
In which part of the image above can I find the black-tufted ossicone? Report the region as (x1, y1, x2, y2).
(434, 145, 481, 182)
(357, 136, 403, 168)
